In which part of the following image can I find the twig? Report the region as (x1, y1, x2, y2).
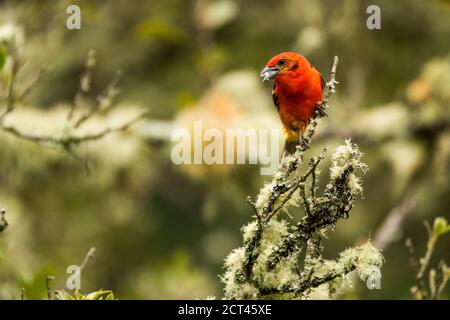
(246, 196, 259, 219)
(68, 50, 96, 121)
(373, 195, 415, 250)
(18, 68, 45, 101)
(266, 149, 327, 223)
(268, 181, 300, 220)
(0, 58, 18, 121)
(406, 218, 449, 300)
(429, 268, 437, 299)
(436, 261, 449, 299)
(417, 222, 437, 281)
(74, 69, 122, 128)
(1, 110, 148, 147)
(309, 159, 317, 206)
(325, 56, 339, 98)
(302, 235, 323, 280)
(79, 247, 96, 272)
(45, 274, 55, 300)
(299, 182, 311, 216)
(261, 264, 356, 296)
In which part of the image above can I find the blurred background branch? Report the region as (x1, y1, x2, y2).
(0, 47, 147, 156)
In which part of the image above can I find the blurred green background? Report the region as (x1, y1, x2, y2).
(0, 0, 449, 299)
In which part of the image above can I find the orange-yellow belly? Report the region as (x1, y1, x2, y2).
(278, 96, 319, 142)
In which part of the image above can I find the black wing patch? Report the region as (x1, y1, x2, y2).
(320, 74, 325, 92)
(272, 83, 279, 111)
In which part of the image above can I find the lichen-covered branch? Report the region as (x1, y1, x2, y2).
(260, 242, 382, 297)
(221, 56, 384, 299)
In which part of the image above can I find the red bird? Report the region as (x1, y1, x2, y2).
(260, 52, 325, 155)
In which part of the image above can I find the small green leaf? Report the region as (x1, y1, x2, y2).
(55, 289, 116, 300)
(55, 291, 75, 300)
(85, 289, 114, 300)
(105, 292, 115, 300)
(433, 217, 450, 237)
(135, 19, 186, 43)
(74, 290, 85, 300)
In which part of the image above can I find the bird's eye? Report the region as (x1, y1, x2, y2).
(278, 59, 287, 67)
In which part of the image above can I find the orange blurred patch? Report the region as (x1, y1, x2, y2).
(406, 78, 431, 104)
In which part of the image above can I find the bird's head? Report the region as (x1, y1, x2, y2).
(260, 52, 308, 82)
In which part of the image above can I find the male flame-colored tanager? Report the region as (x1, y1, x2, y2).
(260, 52, 326, 155)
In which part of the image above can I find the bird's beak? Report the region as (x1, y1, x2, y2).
(260, 66, 279, 82)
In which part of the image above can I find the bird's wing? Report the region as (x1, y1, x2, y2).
(320, 74, 325, 92)
(272, 83, 279, 111)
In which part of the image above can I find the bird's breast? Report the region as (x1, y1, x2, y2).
(275, 75, 322, 138)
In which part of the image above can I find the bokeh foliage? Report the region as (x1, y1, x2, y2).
(0, 0, 449, 299)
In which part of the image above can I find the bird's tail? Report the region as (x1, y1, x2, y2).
(280, 140, 299, 161)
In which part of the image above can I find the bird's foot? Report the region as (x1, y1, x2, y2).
(314, 102, 327, 118)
